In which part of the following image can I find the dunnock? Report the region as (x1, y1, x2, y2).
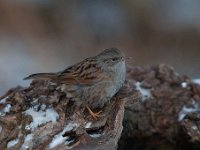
(24, 48, 126, 119)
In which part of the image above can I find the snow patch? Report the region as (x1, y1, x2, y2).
(192, 126, 197, 130)
(25, 125, 31, 131)
(193, 79, 200, 85)
(21, 134, 33, 150)
(7, 138, 19, 148)
(4, 104, 11, 113)
(90, 134, 102, 138)
(181, 82, 187, 88)
(85, 122, 92, 128)
(178, 101, 200, 121)
(89, 133, 102, 138)
(0, 96, 8, 104)
(25, 105, 59, 130)
(41, 104, 47, 110)
(0, 104, 11, 116)
(49, 123, 79, 149)
(135, 82, 152, 101)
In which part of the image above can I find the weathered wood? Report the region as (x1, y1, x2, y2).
(1, 64, 200, 150)
(119, 64, 200, 150)
(0, 76, 137, 150)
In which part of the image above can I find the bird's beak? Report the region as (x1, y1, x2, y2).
(121, 56, 132, 62)
(124, 56, 132, 61)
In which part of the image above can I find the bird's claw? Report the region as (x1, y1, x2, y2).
(86, 106, 103, 120)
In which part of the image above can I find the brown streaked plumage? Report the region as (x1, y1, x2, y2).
(24, 48, 126, 119)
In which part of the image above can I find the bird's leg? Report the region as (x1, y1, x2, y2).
(86, 105, 102, 120)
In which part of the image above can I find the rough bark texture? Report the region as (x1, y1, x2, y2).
(0, 64, 200, 150)
(119, 64, 200, 150)
(0, 73, 137, 150)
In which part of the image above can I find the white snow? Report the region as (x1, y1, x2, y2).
(178, 100, 200, 121)
(181, 82, 188, 88)
(25, 125, 31, 131)
(25, 106, 59, 130)
(49, 123, 79, 149)
(0, 96, 8, 104)
(41, 104, 46, 110)
(135, 82, 152, 101)
(178, 79, 200, 121)
(0, 104, 11, 116)
(85, 122, 92, 128)
(21, 134, 33, 150)
(65, 139, 75, 145)
(7, 138, 19, 148)
(193, 79, 200, 85)
(89, 133, 102, 138)
(192, 126, 197, 130)
(4, 104, 11, 113)
(33, 104, 39, 110)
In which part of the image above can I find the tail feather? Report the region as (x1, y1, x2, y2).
(24, 73, 56, 80)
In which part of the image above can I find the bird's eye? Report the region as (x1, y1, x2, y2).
(111, 57, 118, 62)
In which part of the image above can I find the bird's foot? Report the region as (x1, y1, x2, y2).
(86, 105, 103, 120)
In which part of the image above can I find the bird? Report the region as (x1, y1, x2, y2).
(24, 48, 126, 119)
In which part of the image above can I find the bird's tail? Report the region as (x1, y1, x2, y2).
(24, 73, 56, 80)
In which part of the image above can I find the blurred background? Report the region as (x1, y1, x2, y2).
(0, 0, 200, 95)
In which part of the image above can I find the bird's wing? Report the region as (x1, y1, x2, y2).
(57, 58, 104, 85)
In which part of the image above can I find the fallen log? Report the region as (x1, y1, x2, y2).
(119, 64, 200, 150)
(0, 75, 137, 150)
(0, 64, 200, 150)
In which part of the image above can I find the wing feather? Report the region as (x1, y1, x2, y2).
(57, 58, 103, 85)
